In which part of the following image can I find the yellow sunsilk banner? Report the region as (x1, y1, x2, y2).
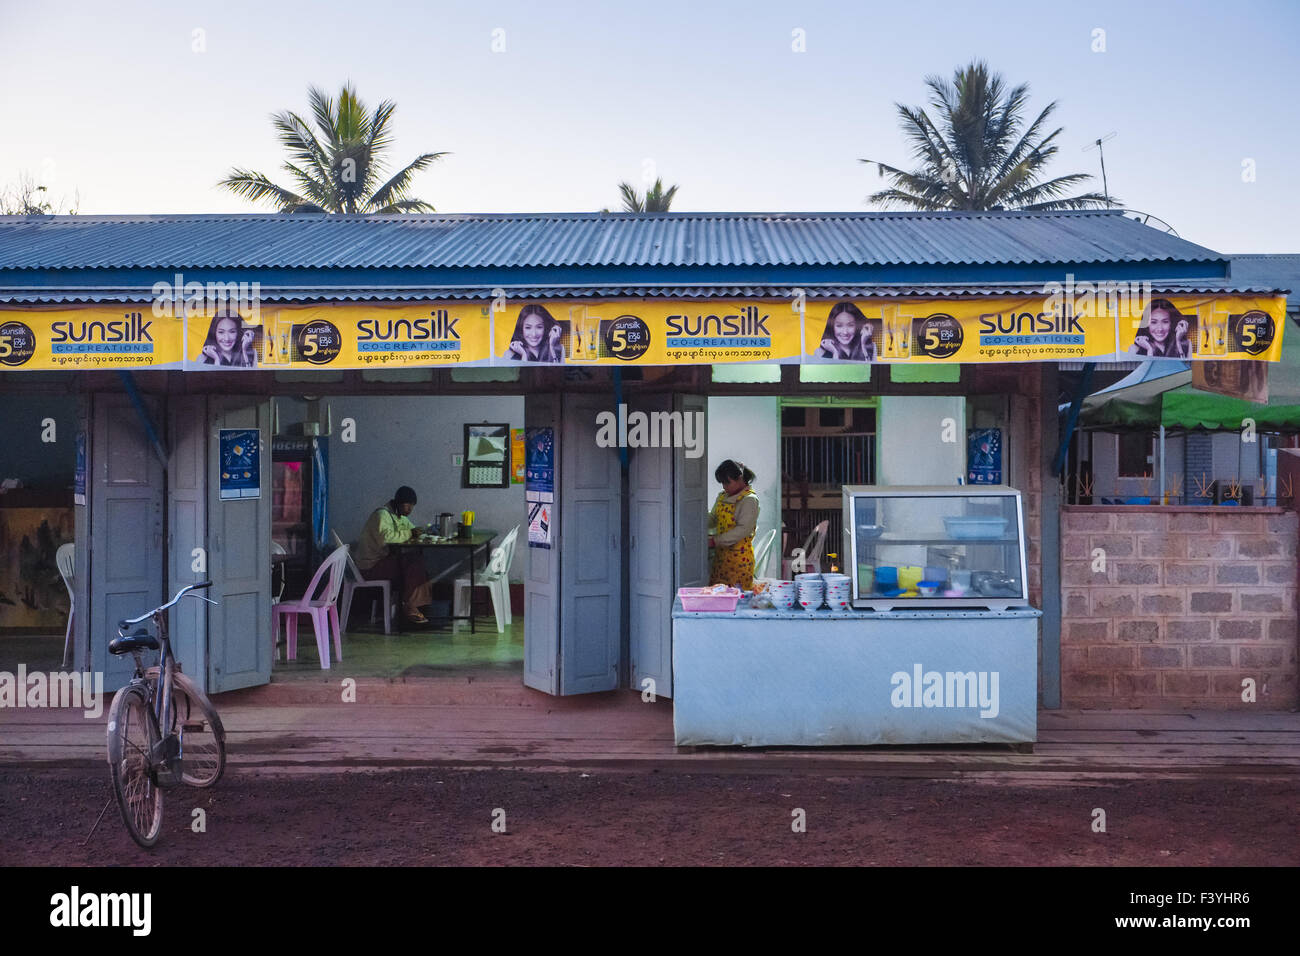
(182, 302, 494, 370)
(493, 301, 803, 365)
(0, 307, 184, 370)
(804, 296, 1119, 364)
(1113, 295, 1285, 362)
(2, 293, 1285, 370)
(804, 293, 1285, 365)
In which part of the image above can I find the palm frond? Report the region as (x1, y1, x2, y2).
(222, 83, 443, 213)
(366, 152, 447, 211)
(217, 169, 308, 210)
(618, 182, 644, 212)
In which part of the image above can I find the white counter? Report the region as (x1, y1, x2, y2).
(671, 600, 1040, 747)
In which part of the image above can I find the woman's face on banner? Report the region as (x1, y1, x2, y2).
(1148, 308, 1172, 345)
(833, 311, 857, 345)
(521, 313, 546, 348)
(215, 317, 240, 351)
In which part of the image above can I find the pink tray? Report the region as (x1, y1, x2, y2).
(678, 587, 742, 612)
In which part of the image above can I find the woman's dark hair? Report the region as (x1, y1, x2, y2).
(507, 305, 563, 362)
(714, 459, 756, 486)
(200, 309, 257, 366)
(818, 302, 871, 360)
(1136, 298, 1192, 358)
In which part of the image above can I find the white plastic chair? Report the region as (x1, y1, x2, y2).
(784, 520, 829, 577)
(272, 544, 349, 669)
(453, 525, 520, 633)
(331, 529, 392, 635)
(56, 543, 75, 668)
(751, 528, 778, 580)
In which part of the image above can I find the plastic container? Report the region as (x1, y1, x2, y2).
(916, 580, 942, 596)
(942, 516, 1008, 539)
(857, 565, 874, 594)
(875, 566, 899, 589)
(678, 587, 742, 612)
(898, 566, 924, 591)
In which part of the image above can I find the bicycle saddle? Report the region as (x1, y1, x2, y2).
(109, 629, 160, 655)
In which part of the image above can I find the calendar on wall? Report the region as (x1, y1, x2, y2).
(463, 423, 511, 488)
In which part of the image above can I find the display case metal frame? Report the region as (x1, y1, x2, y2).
(843, 484, 1029, 611)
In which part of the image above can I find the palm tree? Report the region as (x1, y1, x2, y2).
(617, 178, 679, 212)
(861, 61, 1113, 211)
(219, 83, 446, 213)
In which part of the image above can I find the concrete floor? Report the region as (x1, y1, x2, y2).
(0, 608, 525, 681)
(274, 612, 524, 678)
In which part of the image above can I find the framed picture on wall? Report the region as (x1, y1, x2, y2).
(463, 423, 511, 488)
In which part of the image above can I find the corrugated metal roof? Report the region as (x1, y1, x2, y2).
(0, 210, 1226, 271)
(0, 282, 1276, 305)
(1229, 254, 1300, 309)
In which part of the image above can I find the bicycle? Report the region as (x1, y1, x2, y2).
(105, 581, 227, 848)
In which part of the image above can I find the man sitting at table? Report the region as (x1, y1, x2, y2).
(353, 485, 434, 625)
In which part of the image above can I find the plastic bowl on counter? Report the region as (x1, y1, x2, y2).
(916, 580, 942, 596)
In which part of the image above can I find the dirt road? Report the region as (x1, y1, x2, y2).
(3, 767, 1294, 866)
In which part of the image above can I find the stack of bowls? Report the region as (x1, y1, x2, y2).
(822, 573, 852, 609)
(768, 580, 797, 610)
(795, 573, 825, 610)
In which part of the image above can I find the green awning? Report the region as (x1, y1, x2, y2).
(1079, 323, 1300, 431)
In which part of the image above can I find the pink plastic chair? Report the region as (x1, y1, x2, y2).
(273, 544, 349, 669)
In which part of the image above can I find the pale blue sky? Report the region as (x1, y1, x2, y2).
(3, 0, 1297, 252)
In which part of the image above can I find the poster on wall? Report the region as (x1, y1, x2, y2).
(218, 428, 261, 500)
(967, 428, 1003, 485)
(511, 428, 525, 484)
(74, 432, 87, 506)
(524, 426, 555, 549)
(527, 500, 554, 549)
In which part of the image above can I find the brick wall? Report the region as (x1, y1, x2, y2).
(1060, 506, 1298, 709)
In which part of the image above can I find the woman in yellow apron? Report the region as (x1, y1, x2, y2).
(708, 459, 760, 590)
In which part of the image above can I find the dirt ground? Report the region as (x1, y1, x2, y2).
(1, 767, 1295, 866)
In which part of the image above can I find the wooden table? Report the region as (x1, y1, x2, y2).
(393, 530, 497, 632)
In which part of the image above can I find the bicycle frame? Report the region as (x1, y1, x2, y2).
(117, 582, 216, 780)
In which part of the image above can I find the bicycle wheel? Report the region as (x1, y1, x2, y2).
(107, 685, 164, 848)
(170, 671, 227, 788)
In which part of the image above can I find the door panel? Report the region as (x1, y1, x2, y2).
(629, 394, 675, 698)
(206, 398, 272, 692)
(72, 398, 91, 671)
(675, 394, 710, 589)
(522, 393, 560, 694)
(168, 397, 208, 690)
(90, 393, 165, 692)
(559, 394, 620, 694)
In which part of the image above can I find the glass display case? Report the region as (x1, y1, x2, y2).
(842, 485, 1028, 610)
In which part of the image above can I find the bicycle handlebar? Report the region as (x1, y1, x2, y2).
(117, 581, 214, 631)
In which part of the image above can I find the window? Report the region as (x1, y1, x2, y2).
(799, 363, 870, 383)
(1117, 432, 1154, 478)
(818, 408, 846, 428)
(712, 363, 781, 383)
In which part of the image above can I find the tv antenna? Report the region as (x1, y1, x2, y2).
(1083, 132, 1117, 207)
